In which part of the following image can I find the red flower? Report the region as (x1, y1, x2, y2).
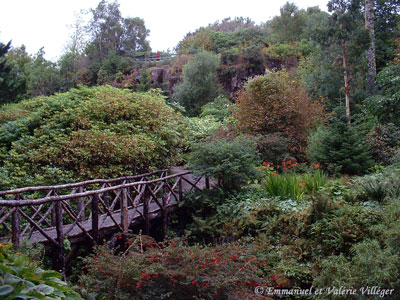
(312, 162, 321, 168)
(270, 275, 278, 281)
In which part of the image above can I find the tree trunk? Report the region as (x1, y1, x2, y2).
(342, 41, 351, 124)
(365, 0, 377, 94)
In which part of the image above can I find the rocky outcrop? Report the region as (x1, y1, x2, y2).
(127, 55, 298, 98)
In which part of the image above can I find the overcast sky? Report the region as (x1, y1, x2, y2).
(0, 0, 328, 61)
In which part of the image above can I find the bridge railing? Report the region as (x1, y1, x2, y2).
(0, 169, 206, 246)
(0, 169, 208, 277)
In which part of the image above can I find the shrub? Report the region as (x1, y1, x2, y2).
(0, 86, 188, 189)
(234, 70, 326, 159)
(366, 123, 400, 165)
(263, 42, 302, 59)
(199, 95, 232, 122)
(255, 133, 291, 165)
(80, 236, 271, 300)
(0, 243, 83, 300)
(186, 116, 222, 143)
(314, 240, 399, 299)
(356, 170, 400, 202)
(310, 203, 382, 255)
(187, 136, 261, 191)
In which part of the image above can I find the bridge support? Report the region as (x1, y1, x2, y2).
(11, 208, 20, 249)
(55, 200, 66, 280)
(161, 183, 168, 240)
(92, 195, 99, 245)
(121, 188, 129, 233)
(143, 186, 150, 235)
(77, 186, 85, 222)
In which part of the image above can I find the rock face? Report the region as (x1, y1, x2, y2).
(220, 56, 299, 98)
(149, 67, 180, 95)
(132, 55, 298, 98)
(151, 68, 170, 85)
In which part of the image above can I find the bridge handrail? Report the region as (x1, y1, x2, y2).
(0, 169, 168, 196)
(0, 171, 190, 207)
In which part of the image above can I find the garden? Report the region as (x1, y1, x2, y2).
(0, 0, 400, 299)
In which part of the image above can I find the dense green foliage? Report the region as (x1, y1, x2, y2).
(173, 51, 222, 116)
(0, 41, 27, 105)
(307, 113, 374, 175)
(0, 86, 187, 189)
(263, 169, 326, 200)
(364, 63, 400, 125)
(0, 243, 83, 300)
(188, 136, 260, 191)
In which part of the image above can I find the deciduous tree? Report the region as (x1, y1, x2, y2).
(234, 70, 326, 158)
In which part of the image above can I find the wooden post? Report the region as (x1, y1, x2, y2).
(51, 191, 57, 226)
(161, 182, 168, 240)
(91, 194, 99, 245)
(77, 186, 85, 222)
(177, 177, 185, 237)
(121, 188, 129, 233)
(55, 200, 66, 280)
(11, 207, 20, 249)
(178, 177, 183, 202)
(143, 185, 150, 235)
(205, 177, 210, 189)
(104, 190, 110, 208)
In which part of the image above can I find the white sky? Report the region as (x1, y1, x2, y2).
(0, 0, 328, 61)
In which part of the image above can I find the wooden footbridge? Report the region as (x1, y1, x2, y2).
(0, 168, 210, 276)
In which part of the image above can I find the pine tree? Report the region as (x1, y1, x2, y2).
(308, 111, 374, 175)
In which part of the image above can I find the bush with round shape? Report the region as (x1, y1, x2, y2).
(187, 136, 261, 192)
(0, 86, 188, 189)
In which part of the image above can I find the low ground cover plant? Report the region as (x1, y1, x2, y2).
(0, 243, 82, 300)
